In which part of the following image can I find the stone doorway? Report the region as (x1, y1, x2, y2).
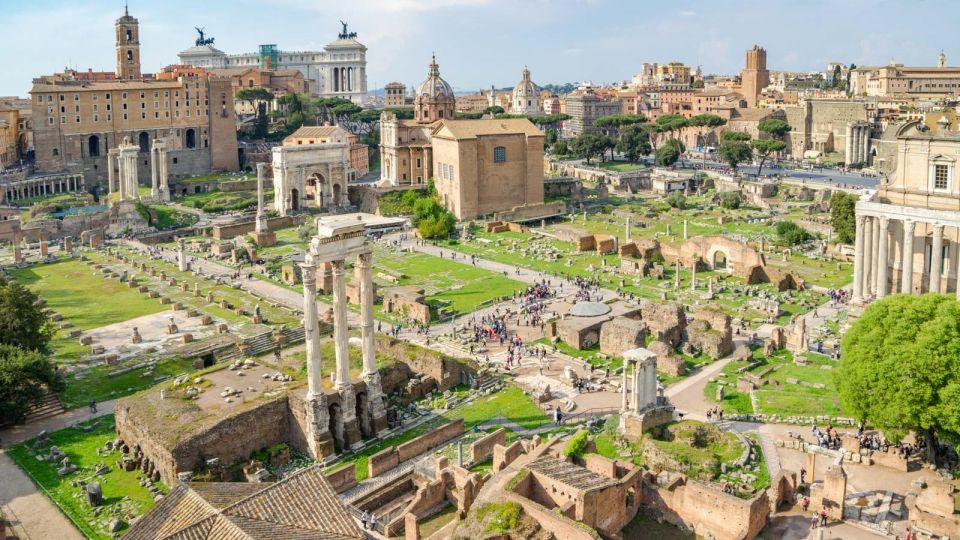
(356, 391, 371, 439)
(290, 188, 300, 211)
(329, 402, 345, 452)
(713, 250, 728, 270)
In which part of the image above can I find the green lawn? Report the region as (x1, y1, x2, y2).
(596, 160, 647, 172)
(8, 258, 166, 332)
(59, 357, 197, 409)
(648, 420, 742, 480)
(148, 205, 199, 230)
(177, 189, 265, 213)
(7, 415, 167, 540)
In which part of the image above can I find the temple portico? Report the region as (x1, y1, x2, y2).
(300, 217, 387, 457)
(2, 173, 85, 203)
(853, 195, 960, 303)
(149, 138, 170, 202)
(619, 347, 674, 440)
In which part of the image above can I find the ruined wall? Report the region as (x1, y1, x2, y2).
(469, 428, 506, 463)
(502, 491, 600, 540)
(114, 400, 180, 486)
(210, 215, 299, 240)
(643, 477, 770, 540)
(369, 419, 465, 478)
(325, 463, 358, 494)
(376, 336, 477, 393)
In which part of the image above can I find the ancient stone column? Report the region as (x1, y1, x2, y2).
(674, 258, 681, 290)
(683, 220, 688, 240)
(625, 217, 631, 240)
(844, 123, 854, 165)
(876, 218, 889, 298)
(177, 239, 187, 272)
(620, 369, 629, 411)
(150, 144, 159, 198)
(64, 236, 73, 254)
(301, 260, 323, 398)
(901, 220, 915, 294)
(690, 261, 697, 290)
(357, 251, 387, 433)
(117, 152, 127, 200)
(862, 217, 874, 297)
(108, 150, 117, 195)
(852, 215, 866, 303)
(870, 216, 881, 294)
(158, 140, 169, 202)
(332, 260, 350, 388)
(255, 163, 269, 234)
(930, 224, 944, 293)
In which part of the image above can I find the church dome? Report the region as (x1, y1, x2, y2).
(513, 67, 539, 98)
(417, 55, 454, 99)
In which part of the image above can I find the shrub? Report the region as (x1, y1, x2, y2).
(564, 430, 590, 459)
(719, 191, 742, 210)
(775, 220, 810, 245)
(665, 192, 687, 210)
(477, 502, 521, 534)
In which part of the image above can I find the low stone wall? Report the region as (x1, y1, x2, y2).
(643, 476, 770, 540)
(469, 428, 506, 463)
(386, 478, 447, 536)
(369, 419, 465, 478)
(325, 463, 358, 494)
(492, 201, 566, 223)
(503, 490, 600, 540)
(493, 441, 523, 473)
(870, 448, 908, 471)
(210, 215, 299, 240)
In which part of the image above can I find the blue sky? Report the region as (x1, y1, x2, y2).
(2, 0, 957, 97)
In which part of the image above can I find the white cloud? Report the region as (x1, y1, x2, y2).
(678, 10, 696, 17)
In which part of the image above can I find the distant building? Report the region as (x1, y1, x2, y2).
(0, 105, 18, 168)
(850, 54, 960, 98)
(740, 45, 770, 108)
(178, 23, 368, 103)
(432, 118, 545, 220)
(384, 82, 407, 108)
(207, 67, 309, 115)
(562, 90, 621, 136)
(543, 96, 561, 115)
(455, 94, 488, 113)
(510, 67, 542, 115)
(30, 6, 238, 186)
(632, 62, 693, 87)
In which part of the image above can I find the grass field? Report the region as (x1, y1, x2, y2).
(178, 189, 265, 213)
(148, 205, 199, 230)
(596, 160, 647, 172)
(7, 415, 166, 540)
(59, 357, 196, 409)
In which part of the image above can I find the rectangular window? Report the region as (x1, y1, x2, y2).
(934, 164, 949, 190)
(94, 114, 99, 122)
(60, 116, 66, 123)
(141, 112, 146, 119)
(494, 146, 506, 163)
(75, 115, 80, 123)
(107, 113, 112, 121)
(93, 104, 98, 112)
(105, 93, 110, 100)
(123, 113, 128, 120)
(416, 158, 421, 168)
(122, 92, 127, 99)
(92, 94, 98, 101)
(36, 95, 42, 103)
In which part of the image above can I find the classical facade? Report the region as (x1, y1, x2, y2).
(178, 23, 368, 104)
(283, 125, 369, 179)
(510, 67, 542, 115)
(271, 141, 350, 215)
(431, 118, 545, 220)
(782, 99, 871, 160)
(30, 7, 239, 187)
(379, 56, 455, 186)
(853, 118, 960, 304)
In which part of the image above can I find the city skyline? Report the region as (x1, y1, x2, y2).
(3, 0, 959, 97)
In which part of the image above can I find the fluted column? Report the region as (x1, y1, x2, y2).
(332, 260, 350, 388)
(852, 215, 866, 303)
(621, 370, 629, 411)
(150, 147, 159, 198)
(876, 218, 889, 298)
(117, 154, 126, 200)
(930, 225, 944, 293)
(255, 163, 268, 234)
(357, 251, 376, 376)
(863, 217, 874, 297)
(901, 220, 915, 294)
(871, 216, 881, 294)
(301, 260, 323, 398)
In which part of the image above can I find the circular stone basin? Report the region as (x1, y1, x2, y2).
(568, 301, 612, 318)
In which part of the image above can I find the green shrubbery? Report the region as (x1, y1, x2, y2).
(719, 191, 742, 210)
(180, 190, 257, 213)
(775, 220, 811, 245)
(665, 192, 687, 210)
(377, 188, 431, 216)
(477, 502, 522, 534)
(564, 430, 590, 459)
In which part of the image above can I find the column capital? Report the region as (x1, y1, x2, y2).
(877, 216, 889, 227)
(903, 219, 916, 231)
(331, 259, 346, 274)
(856, 214, 867, 226)
(356, 250, 373, 267)
(300, 263, 317, 284)
(933, 223, 945, 234)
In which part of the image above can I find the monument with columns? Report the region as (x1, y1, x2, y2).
(852, 118, 960, 304)
(618, 347, 674, 439)
(299, 216, 387, 457)
(251, 163, 277, 246)
(114, 137, 141, 201)
(150, 138, 170, 202)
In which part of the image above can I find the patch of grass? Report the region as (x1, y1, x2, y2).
(622, 509, 695, 539)
(476, 502, 521, 534)
(6, 415, 166, 539)
(649, 420, 743, 479)
(596, 160, 647, 172)
(148, 205, 199, 230)
(59, 357, 197, 409)
(178, 189, 263, 213)
(416, 504, 457, 538)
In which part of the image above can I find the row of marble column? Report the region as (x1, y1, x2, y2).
(620, 351, 658, 415)
(149, 140, 170, 202)
(4, 175, 84, 202)
(845, 123, 871, 166)
(853, 214, 958, 303)
(108, 142, 141, 201)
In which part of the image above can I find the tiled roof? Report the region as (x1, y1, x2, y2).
(433, 118, 544, 140)
(526, 455, 615, 492)
(288, 126, 343, 139)
(124, 465, 363, 540)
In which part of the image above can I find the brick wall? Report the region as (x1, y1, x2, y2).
(368, 419, 465, 478)
(211, 216, 298, 239)
(325, 463, 358, 494)
(469, 428, 506, 463)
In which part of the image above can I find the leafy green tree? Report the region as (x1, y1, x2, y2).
(598, 134, 617, 162)
(752, 119, 791, 176)
(688, 114, 727, 149)
(655, 138, 682, 166)
(544, 127, 558, 147)
(830, 191, 856, 244)
(0, 345, 64, 425)
(665, 192, 687, 209)
(836, 294, 960, 464)
(570, 133, 603, 164)
(719, 191, 742, 209)
(655, 114, 689, 141)
(719, 131, 752, 171)
(385, 107, 415, 120)
(0, 280, 54, 351)
(411, 196, 456, 239)
(484, 105, 505, 115)
(236, 87, 274, 138)
(276, 93, 317, 132)
(593, 114, 647, 131)
(552, 140, 570, 156)
(642, 123, 665, 152)
(721, 131, 751, 142)
(775, 220, 810, 245)
(615, 124, 652, 162)
(751, 139, 787, 177)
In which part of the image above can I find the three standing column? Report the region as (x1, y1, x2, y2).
(862, 217, 874, 298)
(301, 260, 323, 399)
(930, 225, 944, 294)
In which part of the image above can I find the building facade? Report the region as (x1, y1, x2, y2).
(379, 56, 456, 186)
(384, 82, 407, 108)
(850, 55, 960, 98)
(283, 125, 368, 180)
(853, 118, 960, 304)
(30, 8, 239, 187)
(562, 91, 621, 136)
(0, 106, 18, 169)
(510, 67, 542, 115)
(740, 45, 770, 108)
(178, 24, 368, 104)
(432, 118, 545, 220)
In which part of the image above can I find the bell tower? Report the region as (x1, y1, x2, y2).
(115, 4, 141, 80)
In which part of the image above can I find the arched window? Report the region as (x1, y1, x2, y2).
(125, 30, 132, 42)
(185, 128, 196, 149)
(53, 148, 59, 156)
(493, 146, 506, 163)
(88, 135, 100, 157)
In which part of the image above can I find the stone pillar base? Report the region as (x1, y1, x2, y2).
(372, 413, 389, 434)
(343, 418, 364, 451)
(251, 231, 277, 247)
(619, 406, 675, 441)
(305, 394, 336, 462)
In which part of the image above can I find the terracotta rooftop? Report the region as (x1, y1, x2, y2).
(526, 455, 615, 492)
(124, 465, 363, 540)
(432, 118, 544, 140)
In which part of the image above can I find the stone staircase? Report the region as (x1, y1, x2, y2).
(475, 372, 501, 393)
(23, 387, 66, 423)
(241, 331, 279, 358)
(281, 326, 305, 344)
(756, 430, 782, 478)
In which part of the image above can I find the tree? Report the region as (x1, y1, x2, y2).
(751, 139, 787, 177)
(276, 93, 317, 132)
(836, 294, 960, 464)
(615, 124, 652, 162)
(752, 118, 791, 177)
(642, 123, 665, 152)
(775, 220, 810, 245)
(484, 105, 505, 115)
(552, 140, 570, 156)
(0, 280, 54, 351)
(412, 196, 456, 239)
(830, 191, 856, 244)
(544, 127, 558, 147)
(0, 345, 64, 425)
(236, 87, 274, 138)
(719, 191, 742, 209)
(655, 114, 689, 141)
(718, 131, 752, 172)
(593, 114, 647, 132)
(664, 192, 687, 209)
(688, 114, 727, 150)
(598, 134, 617, 161)
(570, 133, 603, 164)
(655, 139, 682, 166)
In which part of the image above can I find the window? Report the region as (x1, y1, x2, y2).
(53, 148, 59, 156)
(105, 93, 110, 100)
(494, 146, 506, 163)
(934, 164, 949, 190)
(122, 92, 127, 99)
(415, 158, 421, 168)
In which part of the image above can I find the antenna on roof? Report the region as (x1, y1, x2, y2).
(125, 0, 129, 16)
